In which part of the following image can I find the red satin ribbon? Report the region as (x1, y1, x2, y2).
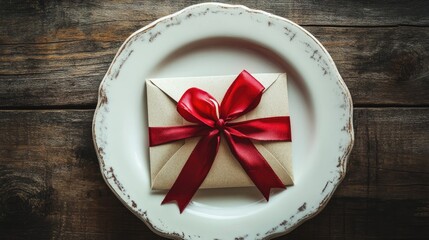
(149, 70, 292, 212)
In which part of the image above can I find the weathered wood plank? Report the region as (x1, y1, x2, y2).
(337, 108, 429, 200)
(313, 26, 429, 107)
(1, 25, 428, 108)
(0, 108, 428, 239)
(1, 0, 429, 41)
(1, 1, 427, 240)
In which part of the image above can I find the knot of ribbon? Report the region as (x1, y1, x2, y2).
(149, 70, 292, 212)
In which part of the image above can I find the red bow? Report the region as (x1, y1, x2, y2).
(149, 70, 292, 212)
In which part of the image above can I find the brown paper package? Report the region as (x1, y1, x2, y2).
(146, 73, 293, 190)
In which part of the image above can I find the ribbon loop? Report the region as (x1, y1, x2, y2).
(220, 70, 265, 121)
(177, 88, 219, 127)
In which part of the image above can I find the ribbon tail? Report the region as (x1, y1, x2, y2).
(162, 130, 220, 213)
(224, 131, 285, 200)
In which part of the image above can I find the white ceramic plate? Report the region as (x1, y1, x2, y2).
(93, 3, 354, 239)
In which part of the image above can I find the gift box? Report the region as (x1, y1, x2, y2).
(146, 70, 293, 211)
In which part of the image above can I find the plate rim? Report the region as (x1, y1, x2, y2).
(92, 2, 354, 239)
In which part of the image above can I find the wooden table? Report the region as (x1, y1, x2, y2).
(1, 1, 428, 239)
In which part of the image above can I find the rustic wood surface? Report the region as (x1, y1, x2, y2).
(0, 1, 428, 239)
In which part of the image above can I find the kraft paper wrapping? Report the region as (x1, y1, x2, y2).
(146, 73, 293, 190)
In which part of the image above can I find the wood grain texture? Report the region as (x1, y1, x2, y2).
(0, 108, 428, 239)
(1, 1, 429, 239)
(1, 1, 429, 108)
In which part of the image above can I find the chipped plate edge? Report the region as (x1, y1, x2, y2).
(92, 2, 354, 239)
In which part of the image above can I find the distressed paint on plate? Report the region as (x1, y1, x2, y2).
(93, 3, 354, 239)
